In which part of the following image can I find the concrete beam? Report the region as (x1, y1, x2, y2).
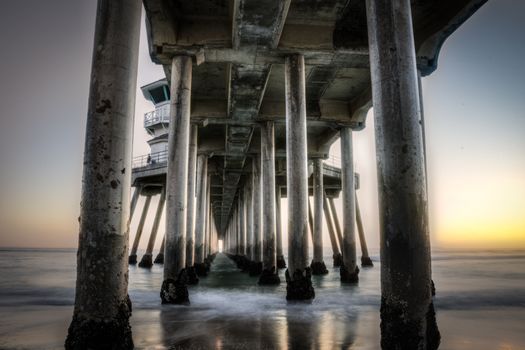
(221, 0, 292, 231)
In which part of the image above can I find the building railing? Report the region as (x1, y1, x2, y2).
(144, 103, 170, 128)
(323, 154, 341, 168)
(132, 150, 342, 173)
(132, 150, 168, 169)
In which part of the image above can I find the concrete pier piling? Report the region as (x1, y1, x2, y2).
(205, 176, 212, 268)
(154, 236, 165, 264)
(249, 155, 263, 276)
(323, 195, 343, 268)
(246, 177, 254, 265)
(259, 121, 280, 285)
(275, 186, 286, 269)
(328, 197, 344, 260)
(129, 195, 152, 264)
(308, 199, 314, 243)
(311, 159, 328, 275)
(194, 154, 208, 277)
(129, 185, 141, 222)
(139, 189, 166, 268)
(185, 125, 199, 284)
(65, 1, 141, 348)
(366, 0, 440, 347)
(161, 56, 192, 305)
(238, 192, 246, 257)
(355, 195, 373, 267)
(237, 190, 250, 271)
(339, 128, 359, 283)
(284, 54, 314, 300)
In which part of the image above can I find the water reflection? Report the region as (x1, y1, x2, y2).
(150, 254, 363, 349)
(156, 302, 359, 349)
(1, 249, 524, 349)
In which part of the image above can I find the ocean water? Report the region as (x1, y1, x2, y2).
(0, 248, 524, 349)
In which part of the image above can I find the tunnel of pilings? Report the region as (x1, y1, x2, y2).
(65, 1, 486, 349)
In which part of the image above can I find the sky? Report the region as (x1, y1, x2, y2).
(0, 1, 523, 250)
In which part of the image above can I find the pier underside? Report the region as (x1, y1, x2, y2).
(67, 0, 487, 349)
(143, 0, 486, 234)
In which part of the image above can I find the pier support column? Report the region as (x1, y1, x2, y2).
(161, 56, 192, 305)
(246, 177, 254, 263)
(233, 207, 239, 256)
(185, 125, 199, 284)
(328, 197, 344, 265)
(154, 236, 165, 264)
(366, 0, 439, 347)
(275, 186, 286, 269)
(311, 159, 328, 275)
(129, 195, 152, 264)
(356, 195, 373, 267)
(139, 190, 166, 268)
(237, 190, 249, 271)
(340, 127, 359, 283)
(308, 199, 314, 243)
(323, 195, 342, 267)
(129, 185, 141, 222)
(284, 54, 314, 300)
(239, 194, 245, 257)
(259, 121, 280, 285)
(205, 176, 212, 264)
(249, 155, 263, 276)
(65, 1, 141, 348)
(194, 154, 208, 277)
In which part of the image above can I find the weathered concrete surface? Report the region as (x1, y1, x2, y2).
(249, 162, 263, 277)
(161, 56, 192, 305)
(245, 179, 254, 262)
(307, 199, 314, 243)
(284, 54, 314, 300)
(275, 186, 286, 269)
(311, 159, 328, 275)
(141, 0, 487, 234)
(328, 197, 344, 255)
(238, 191, 246, 257)
(206, 175, 212, 259)
(129, 185, 141, 222)
(323, 195, 342, 268)
(340, 127, 359, 283)
(194, 154, 208, 277)
(154, 236, 165, 264)
(252, 155, 262, 265)
(139, 189, 166, 268)
(185, 125, 198, 269)
(366, 0, 440, 348)
(129, 195, 152, 264)
(355, 194, 373, 267)
(186, 124, 199, 285)
(259, 121, 280, 285)
(219, 0, 292, 231)
(65, 1, 141, 348)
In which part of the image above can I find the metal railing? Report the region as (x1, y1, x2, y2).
(144, 103, 170, 128)
(132, 150, 342, 172)
(323, 154, 341, 168)
(132, 150, 168, 169)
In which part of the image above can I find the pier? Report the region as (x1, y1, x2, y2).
(66, 0, 487, 349)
